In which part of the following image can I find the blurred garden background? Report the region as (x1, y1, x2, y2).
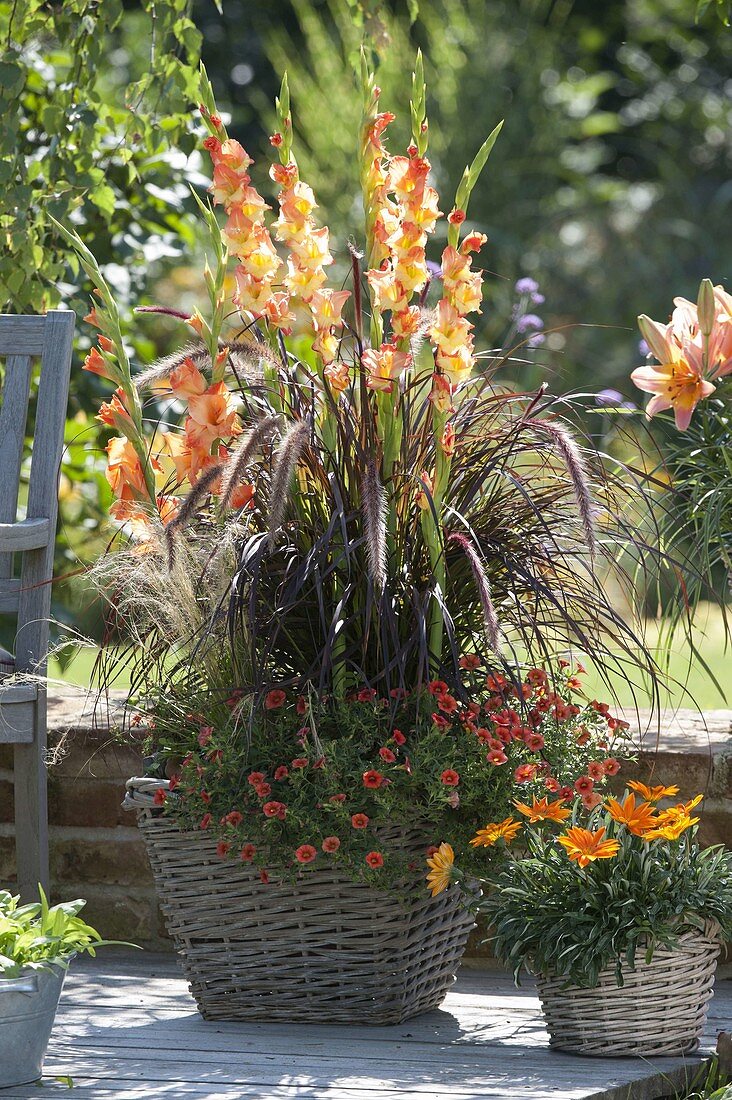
(2, 0, 730, 705)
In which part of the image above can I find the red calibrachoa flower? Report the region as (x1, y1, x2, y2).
(437, 694, 458, 714)
(487, 749, 508, 765)
(223, 811, 243, 827)
(431, 713, 450, 730)
(248, 771, 266, 786)
(216, 841, 231, 858)
(329, 793, 346, 804)
(259, 869, 270, 884)
(351, 813, 369, 829)
(603, 757, 621, 776)
(322, 836, 341, 853)
(263, 800, 287, 819)
(295, 844, 317, 863)
(587, 761, 605, 781)
(199, 813, 212, 830)
(365, 851, 384, 868)
(379, 747, 396, 763)
(265, 689, 287, 710)
(240, 843, 256, 861)
(441, 769, 460, 786)
(392, 729, 406, 745)
(274, 766, 289, 780)
(574, 776, 594, 796)
(363, 769, 384, 789)
(514, 764, 537, 783)
(153, 787, 166, 806)
(428, 680, 448, 696)
(292, 757, 308, 769)
(254, 782, 272, 798)
(197, 726, 213, 747)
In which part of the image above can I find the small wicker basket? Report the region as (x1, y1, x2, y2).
(126, 778, 475, 1025)
(536, 925, 721, 1057)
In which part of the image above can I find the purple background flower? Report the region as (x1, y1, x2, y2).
(515, 277, 539, 295)
(516, 313, 544, 333)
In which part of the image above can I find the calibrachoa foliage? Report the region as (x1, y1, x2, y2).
(437, 781, 732, 988)
(147, 661, 628, 885)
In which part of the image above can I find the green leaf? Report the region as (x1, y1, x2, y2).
(0, 60, 25, 98)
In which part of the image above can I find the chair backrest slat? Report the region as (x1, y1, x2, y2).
(0, 354, 34, 584)
(0, 311, 75, 672)
(0, 578, 21, 614)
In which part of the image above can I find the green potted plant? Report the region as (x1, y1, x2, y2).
(456, 782, 732, 1057)
(0, 888, 120, 1087)
(53, 57, 658, 1024)
(629, 279, 732, 614)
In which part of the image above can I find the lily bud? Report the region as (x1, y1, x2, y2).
(697, 278, 715, 337)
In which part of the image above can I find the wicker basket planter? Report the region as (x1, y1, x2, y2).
(535, 926, 721, 1057)
(127, 781, 474, 1024)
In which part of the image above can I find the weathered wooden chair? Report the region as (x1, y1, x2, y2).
(0, 311, 74, 901)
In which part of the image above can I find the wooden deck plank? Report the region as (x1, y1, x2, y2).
(15, 952, 727, 1100)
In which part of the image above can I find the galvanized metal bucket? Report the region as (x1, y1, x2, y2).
(0, 963, 67, 1088)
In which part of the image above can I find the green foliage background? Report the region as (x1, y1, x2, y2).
(2, 0, 731, 650)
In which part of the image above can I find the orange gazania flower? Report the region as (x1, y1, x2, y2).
(605, 793, 659, 836)
(514, 795, 571, 825)
(643, 794, 703, 841)
(643, 814, 698, 841)
(557, 826, 619, 868)
(469, 817, 522, 848)
(426, 842, 455, 896)
(627, 780, 680, 803)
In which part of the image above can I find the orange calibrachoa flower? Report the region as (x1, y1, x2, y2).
(606, 793, 659, 836)
(426, 842, 455, 896)
(470, 817, 522, 848)
(557, 826, 619, 868)
(627, 780, 680, 803)
(514, 795, 571, 825)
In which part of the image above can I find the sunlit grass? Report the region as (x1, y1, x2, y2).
(581, 602, 728, 711)
(51, 603, 728, 709)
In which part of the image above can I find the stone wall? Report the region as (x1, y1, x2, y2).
(0, 691, 168, 948)
(1, 692, 730, 953)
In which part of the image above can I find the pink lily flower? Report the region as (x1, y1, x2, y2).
(631, 314, 715, 431)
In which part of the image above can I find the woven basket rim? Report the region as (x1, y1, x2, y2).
(533, 920, 722, 988)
